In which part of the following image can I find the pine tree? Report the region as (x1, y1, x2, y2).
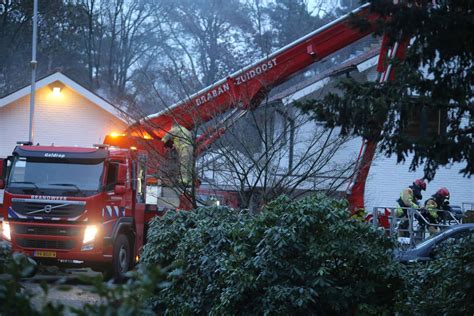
(297, 0, 473, 180)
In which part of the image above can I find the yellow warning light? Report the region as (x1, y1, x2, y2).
(143, 134, 152, 140)
(110, 132, 125, 137)
(130, 146, 137, 150)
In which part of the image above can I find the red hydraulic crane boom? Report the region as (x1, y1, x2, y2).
(128, 4, 378, 139)
(105, 3, 406, 211)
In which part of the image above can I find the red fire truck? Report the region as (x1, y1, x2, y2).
(0, 144, 150, 278)
(0, 4, 403, 278)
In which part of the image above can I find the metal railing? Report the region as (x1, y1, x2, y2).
(370, 206, 460, 248)
(462, 202, 474, 212)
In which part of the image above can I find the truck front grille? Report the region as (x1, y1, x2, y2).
(16, 238, 76, 250)
(14, 225, 81, 237)
(11, 198, 86, 218)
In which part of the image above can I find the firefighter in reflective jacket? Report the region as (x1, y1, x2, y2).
(395, 179, 426, 237)
(162, 123, 193, 186)
(424, 187, 450, 235)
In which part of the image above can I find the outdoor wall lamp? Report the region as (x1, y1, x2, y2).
(49, 81, 65, 96)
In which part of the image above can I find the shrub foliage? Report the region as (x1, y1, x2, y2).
(397, 235, 474, 315)
(141, 195, 402, 315)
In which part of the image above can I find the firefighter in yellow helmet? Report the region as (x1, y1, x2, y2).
(161, 123, 193, 186)
(395, 179, 426, 237)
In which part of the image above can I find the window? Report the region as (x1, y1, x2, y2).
(438, 230, 474, 246)
(400, 98, 447, 140)
(431, 229, 474, 257)
(8, 157, 104, 192)
(105, 162, 119, 191)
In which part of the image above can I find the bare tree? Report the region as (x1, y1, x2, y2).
(198, 99, 357, 211)
(152, 0, 254, 87)
(244, 0, 273, 58)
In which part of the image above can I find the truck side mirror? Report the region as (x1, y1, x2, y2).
(0, 157, 12, 186)
(114, 184, 126, 195)
(0, 158, 5, 184)
(0, 158, 5, 189)
(117, 164, 127, 184)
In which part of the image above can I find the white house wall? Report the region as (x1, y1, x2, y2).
(292, 122, 473, 211)
(365, 154, 473, 211)
(290, 115, 473, 210)
(0, 85, 127, 157)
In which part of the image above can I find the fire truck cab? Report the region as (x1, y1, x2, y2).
(0, 143, 148, 279)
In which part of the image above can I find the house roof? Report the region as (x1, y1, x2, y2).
(0, 72, 125, 120)
(269, 47, 380, 105)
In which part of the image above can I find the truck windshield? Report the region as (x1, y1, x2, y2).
(7, 157, 104, 195)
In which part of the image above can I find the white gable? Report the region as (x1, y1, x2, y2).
(0, 72, 124, 119)
(0, 73, 127, 158)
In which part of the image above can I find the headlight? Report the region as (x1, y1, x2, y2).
(83, 225, 98, 244)
(2, 221, 11, 241)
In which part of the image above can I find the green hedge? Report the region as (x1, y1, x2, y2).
(141, 195, 402, 315)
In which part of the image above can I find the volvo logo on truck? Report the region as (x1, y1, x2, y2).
(44, 205, 52, 213)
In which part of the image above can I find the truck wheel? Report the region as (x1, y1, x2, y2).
(112, 234, 131, 281)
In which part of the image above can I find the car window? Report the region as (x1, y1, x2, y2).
(414, 227, 474, 250)
(414, 230, 447, 249)
(430, 228, 474, 258)
(437, 229, 474, 247)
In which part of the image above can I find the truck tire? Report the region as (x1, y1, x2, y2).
(112, 234, 131, 281)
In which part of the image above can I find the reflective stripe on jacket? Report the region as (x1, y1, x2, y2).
(424, 198, 439, 219)
(396, 188, 419, 217)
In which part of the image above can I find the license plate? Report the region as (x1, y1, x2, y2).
(34, 251, 56, 258)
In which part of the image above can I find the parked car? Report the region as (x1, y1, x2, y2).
(395, 224, 474, 263)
